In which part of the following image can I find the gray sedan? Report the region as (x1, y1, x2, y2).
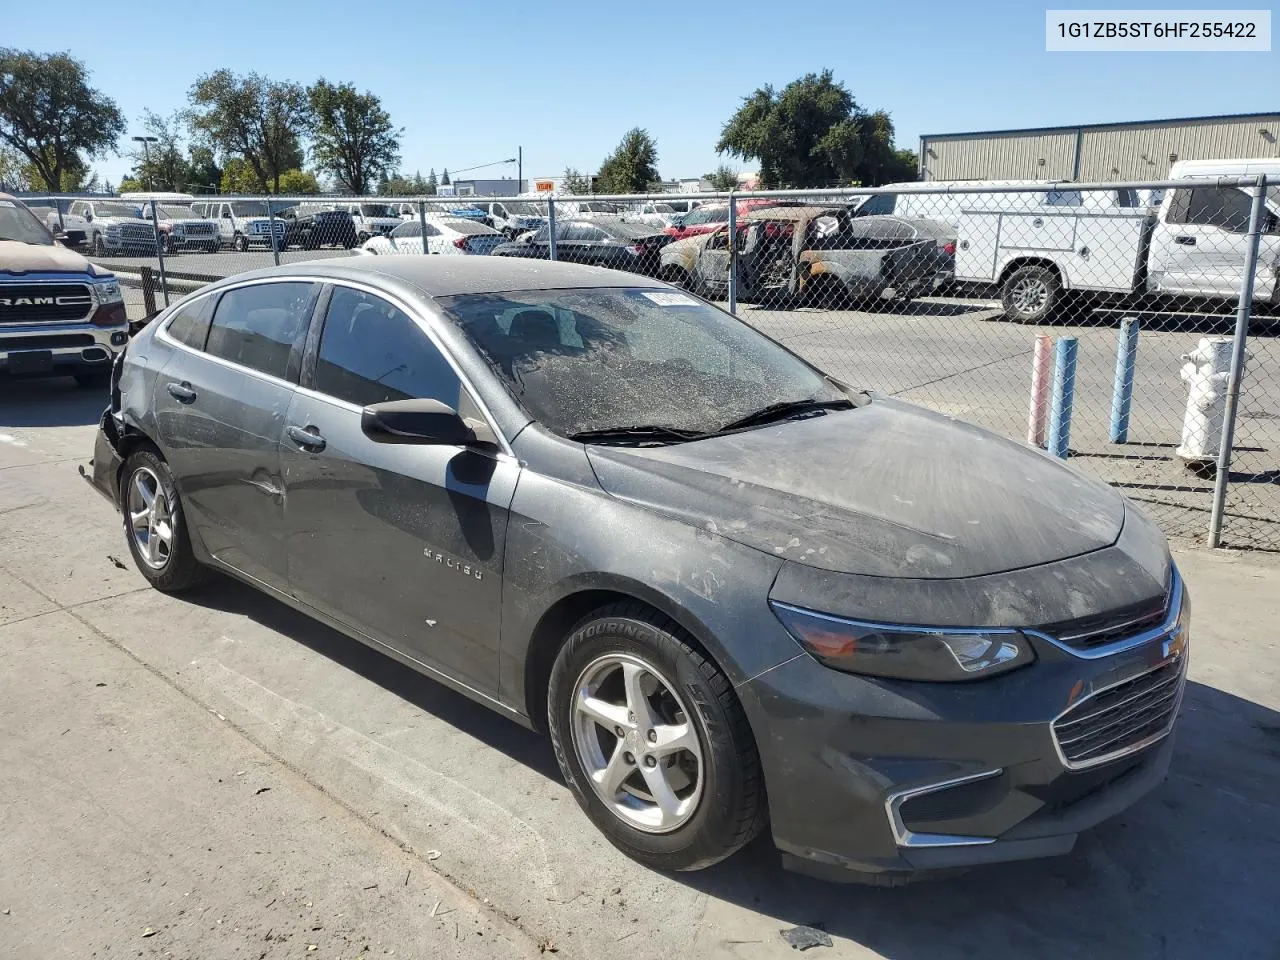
(85, 257, 1188, 883)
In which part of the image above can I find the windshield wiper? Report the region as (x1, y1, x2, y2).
(569, 424, 709, 446)
(715, 398, 853, 433)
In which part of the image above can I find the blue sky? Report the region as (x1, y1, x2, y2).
(4, 0, 1276, 186)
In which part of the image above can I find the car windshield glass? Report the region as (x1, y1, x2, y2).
(440, 287, 846, 438)
(96, 203, 141, 219)
(158, 205, 196, 219)
(505, 202, 542, 216)
(0, 200, 55, 244)
(359, 204, 397, 218)
(230, 201, 272, 217)
(390, 221, 421, 238)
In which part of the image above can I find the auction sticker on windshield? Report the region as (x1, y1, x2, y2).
(640, 291, 700, 307)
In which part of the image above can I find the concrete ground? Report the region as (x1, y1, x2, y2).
(2, 377, 1280, 959)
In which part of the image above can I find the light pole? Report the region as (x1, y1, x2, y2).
(132, 135, 158, 191)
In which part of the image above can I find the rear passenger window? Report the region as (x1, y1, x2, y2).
(314, 287, 461, 408)
(856, 194, 897, 216)
(165, 296, 213, 351)
(205, 282, 319, 381)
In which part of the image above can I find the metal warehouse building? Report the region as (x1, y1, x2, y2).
(918, 112, 1280, 182)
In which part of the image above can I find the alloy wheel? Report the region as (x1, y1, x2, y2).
(127, 467, 173, 570)
(570, 653, 704, 833)
(1011, 276, 1049, 316)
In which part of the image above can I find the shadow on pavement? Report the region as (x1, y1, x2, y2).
(178, 574, 1280, 957)
(0, 377, 107, 427)
(182, 574, 561, 781)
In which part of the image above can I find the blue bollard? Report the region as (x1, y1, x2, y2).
(1047, 337, 1078, 459)
(1109, 317, 1140, 444)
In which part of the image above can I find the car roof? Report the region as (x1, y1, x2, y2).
(205, 255, 662, 298)
(740, 205, 842, 223)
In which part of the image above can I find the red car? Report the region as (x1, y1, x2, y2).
(664, 199, 802, 241)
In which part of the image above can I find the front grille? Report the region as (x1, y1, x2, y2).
(181, 223, 216, 236)
(0, 284, 94, 323)
(119, 223, 156, 244)
(0, 333, 96, 350)
(1052, 656, 1185, 769)
(1043, 585, 1170, 652)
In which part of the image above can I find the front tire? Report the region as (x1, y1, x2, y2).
(548, 604, 766, 872)
(120, 448, 207, 593)
(91, 233, 106, 257)
(233, 233, 249, 253)
(1001, 265, 1061, 324)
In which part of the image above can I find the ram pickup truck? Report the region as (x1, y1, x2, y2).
(1, 194, 130, 387)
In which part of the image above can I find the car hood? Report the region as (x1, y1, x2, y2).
(585, 398, 1125, 580)
(0, 239, 98, 273)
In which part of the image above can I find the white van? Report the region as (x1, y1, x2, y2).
(189, 199, 288, 251)
(327, 201, 404, 242)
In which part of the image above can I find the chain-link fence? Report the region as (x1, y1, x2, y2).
(23, 177, 1280, 550)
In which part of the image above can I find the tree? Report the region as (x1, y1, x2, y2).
(0, 49, 124, 192)
(595, 128, 659, 194)
(127, 110, 194, 192)
(717, 70, 915, 188)
(307, 79, 400, 195)
(440, 168, 450, 186)
(219, 157, 261, 194)
(704, 164, 740, 191)
(561, 167, 591, 195)
(118, 175, 143, 193)
(426, 168, 438, 194)
(277, 168, 319, 194)
(0, 146, 28, 190)
(186, 145, 222, 195)
(188, 70, 310, 193)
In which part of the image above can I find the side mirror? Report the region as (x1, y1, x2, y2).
(84, 212, 93, 222)
(361, 398, 499, 450)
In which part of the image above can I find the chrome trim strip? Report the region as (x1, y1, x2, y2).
(884, 769, 1002, 848)
(154, 274, 515, 458)
(1028, 569, 1184, 660)
(1050, 652, 1187, 771)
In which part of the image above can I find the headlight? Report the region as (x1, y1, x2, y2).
(92, 278, 123, 305)
(770, 602, 1036, 682)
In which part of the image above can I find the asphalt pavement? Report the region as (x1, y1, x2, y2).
(2, 377, 1280, 959)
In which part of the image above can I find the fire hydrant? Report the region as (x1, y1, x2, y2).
(1176, 337, 1246, 468)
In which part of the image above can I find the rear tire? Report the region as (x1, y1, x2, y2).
(1001, 265, 1061, 324)
(120, 448, 207, 593)
(547, 603, 767, 872)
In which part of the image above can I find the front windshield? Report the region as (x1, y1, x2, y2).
(506, 202, 542, 216)
(96, 203, 142, 219)
(440, 287, 845, 438)
(360, 203, 397, 218)
(0, 199, 55, 245)
(230, 201, 272, 217)
(158, 205, 196, 219)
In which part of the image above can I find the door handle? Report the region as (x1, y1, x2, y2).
(166, 381, 196, 403)
(286, 424, 326, 451)
(1175, 235, 1197, 246)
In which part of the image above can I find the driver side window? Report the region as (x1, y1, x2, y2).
(314, 286, 462, 409)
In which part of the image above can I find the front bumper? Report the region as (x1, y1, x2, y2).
(0, 323, 128, 376)
(742, 578, 1189, 882)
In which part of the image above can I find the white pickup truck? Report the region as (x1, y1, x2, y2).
(858, 161, 1280, 322)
